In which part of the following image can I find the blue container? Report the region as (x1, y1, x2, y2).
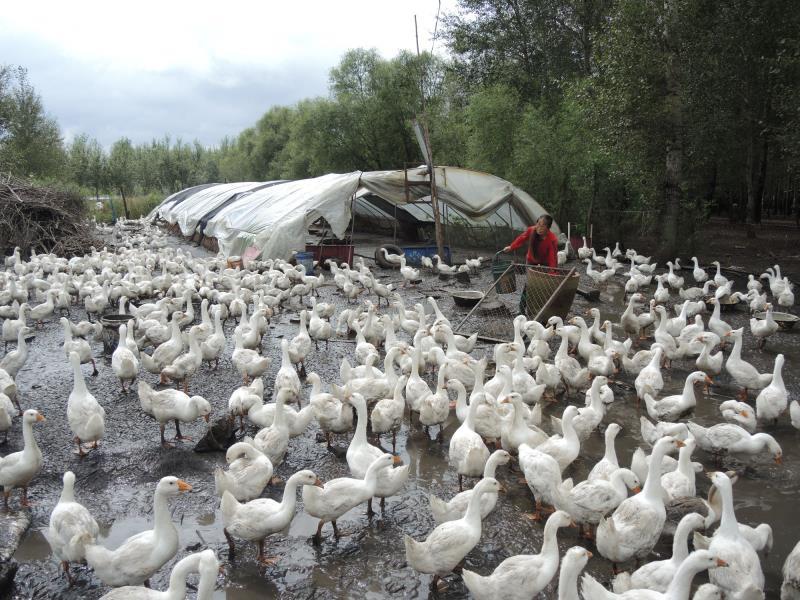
(401, 245, 451, 267)
(295, 251, 315, 273)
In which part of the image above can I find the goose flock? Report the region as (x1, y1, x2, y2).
(0, 222, 798, 599)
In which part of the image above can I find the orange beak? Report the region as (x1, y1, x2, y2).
(675, 439, 686, 448)
(586, 550, 593, 558)
(716, 558, 728, 567)
(392, 455, 403, 465)
(775, 455, 783, 465)
(705, 376, 713, 385)
(35, 413, 46, 422)
(632, 486, 642, 494)
(314, 478, 324, 488)
(740, 410, 750, 418)
(177, 480, 192, 492)
(203, 414, 210, 423)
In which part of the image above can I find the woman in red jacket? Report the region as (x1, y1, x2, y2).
(503, 214, 558, 268)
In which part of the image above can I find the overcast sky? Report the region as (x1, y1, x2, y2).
(0, 0, 455, 148)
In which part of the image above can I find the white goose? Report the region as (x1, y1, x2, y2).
(691, 257, 708, 283)
(46, 471, 100, 584)
(558, 546, 592, 600)
(612, 512, 706, 594)
(749, 303, 778, 348)
(429, 449, 510, 524)
(308, 372, 354, 449)
(448, 376, 490, 491)
(214, 441, 273, 502)
(588, 423, 622, 481)
(112, 323, 139, 392)
(551, 376, 607, 441)
(724, 328, 772, 399)
(345, 392, 408, 511)
(461, 510, 573, 600)
(251, 389, 292, 466)
(660, 437, 697, 500)
(688, 422, 782, 464)
(0, 408, 44, 508)
(404, 477, 501, 592)
(596, 436, 684, 566)
(695, 333, 723, 377)
(98, 549, 219, 600)
(221, 469, 321, 565)
(582, 549, 728, 600)
(303, 453, 394, 544)
(755, 353, 787, 422)
(137, 381, 211, 447)
(232, 330, 271, 385)
(557, 468, 641, 535)
(635, 345, 664, 400)
(67, 351, 105, 456)
(643, 371, 710, 422)
(536, 405, 581, 472)
(705, 472, 765, 597)
(84, 476, 191, 587)
(61, 317, 98, 376)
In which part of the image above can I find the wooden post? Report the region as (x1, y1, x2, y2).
(415, 15, 446, 261)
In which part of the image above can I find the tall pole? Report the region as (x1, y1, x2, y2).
(415, 15, 446, 261)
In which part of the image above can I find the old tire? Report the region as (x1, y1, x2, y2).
(375, 243, 403, 269)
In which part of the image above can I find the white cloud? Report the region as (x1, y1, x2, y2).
(0, 0, 455, 146)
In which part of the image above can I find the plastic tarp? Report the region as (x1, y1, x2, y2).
(201, 172, 361, 258)
(150, 166, 558, 259)
(158, 182, 265, 237)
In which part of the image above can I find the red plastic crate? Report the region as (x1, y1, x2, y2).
(305, 244, 354, 267)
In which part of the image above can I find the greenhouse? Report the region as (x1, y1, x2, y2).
(148, 166, 559, 259)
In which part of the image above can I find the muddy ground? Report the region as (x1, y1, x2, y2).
(4, 229, 800, 599)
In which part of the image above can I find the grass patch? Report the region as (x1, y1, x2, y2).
(88, 192, 163, 223)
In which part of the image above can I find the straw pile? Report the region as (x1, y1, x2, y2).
(0, 174, 103, 258)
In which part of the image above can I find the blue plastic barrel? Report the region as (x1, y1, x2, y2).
(295, 251, 315, 273)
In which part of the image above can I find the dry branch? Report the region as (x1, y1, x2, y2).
(0, 173, 104, 258)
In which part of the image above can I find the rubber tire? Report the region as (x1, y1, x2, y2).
(375, 243, 403, 269)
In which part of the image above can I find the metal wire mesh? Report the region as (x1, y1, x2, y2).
(454, 263, 579, 342)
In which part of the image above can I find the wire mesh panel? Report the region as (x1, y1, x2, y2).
(454, 263, 579, 342)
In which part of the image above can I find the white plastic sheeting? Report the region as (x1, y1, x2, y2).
(160, 182, 263, 236)
(150, 166, 557, 258)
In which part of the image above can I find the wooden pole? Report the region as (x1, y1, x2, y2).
(415, 15, 446, 261)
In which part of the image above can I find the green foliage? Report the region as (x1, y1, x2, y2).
(0, 65, 65, 178)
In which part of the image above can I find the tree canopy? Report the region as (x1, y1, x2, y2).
(1, 0, 798, 255)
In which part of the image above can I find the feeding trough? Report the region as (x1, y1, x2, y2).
(754, 311, 799, 330)
(451, 290, 484, 308)
(705, 295, 740, 313)
(99, 313, 133, 355)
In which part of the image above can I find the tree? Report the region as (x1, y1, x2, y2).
(108, 137, 135, 218)
(0, 65, 64, 178)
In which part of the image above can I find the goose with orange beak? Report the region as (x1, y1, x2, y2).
(0, 408, 45, 508)
(84, 476, 192, 587)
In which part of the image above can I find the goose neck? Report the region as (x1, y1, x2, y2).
(671, 518, 695, 563)
(352, 397, 368, 444)
(642, 442, 668, 501)
(665, 555, 704, 598)
(557, 556, 583, 600)
(152, 488, 175, 535)
(539, 516, 563, 561)
(165, 553, 203, 599)
(603, 430, 618, 465)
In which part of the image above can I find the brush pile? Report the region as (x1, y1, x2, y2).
(0, 174, 103, 258)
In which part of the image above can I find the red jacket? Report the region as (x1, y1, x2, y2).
(509, 227, 558, 267)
